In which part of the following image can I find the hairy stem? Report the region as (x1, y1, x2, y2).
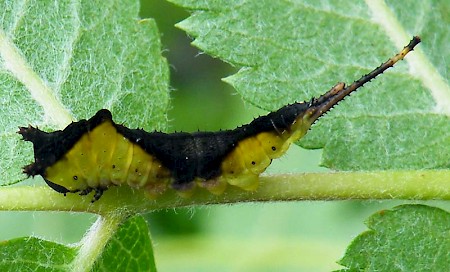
(71, 213, 127, 272)
(0, 170, 448, 215)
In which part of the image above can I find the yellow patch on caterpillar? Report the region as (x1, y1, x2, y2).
(219, 131, 292, 190)
(221, 132, 289, 175)
(45, 121, 171, 193)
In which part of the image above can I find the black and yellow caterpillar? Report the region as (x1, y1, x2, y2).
(19, 37, 420, 202)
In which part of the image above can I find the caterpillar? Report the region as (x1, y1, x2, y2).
(19, 37, 420, 202)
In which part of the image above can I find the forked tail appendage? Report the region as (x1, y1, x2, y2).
(305, 36, 421, 124)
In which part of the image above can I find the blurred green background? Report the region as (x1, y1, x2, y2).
(1, 1, 446, 271)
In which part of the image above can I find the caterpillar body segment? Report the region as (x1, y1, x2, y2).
(18, 37, 421, 202)
(18, 102, 314, 201)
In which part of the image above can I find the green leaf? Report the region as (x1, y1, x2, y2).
(0, 237, 76, 271)
(0, 215, 156, 272)
(338, 205, 450, 271)
(169, 0, 450, 170)
(92, 215, 157, 272)
(0, 0, 170, 184)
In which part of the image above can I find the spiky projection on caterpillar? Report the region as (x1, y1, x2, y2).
(18, 37, 421, 202)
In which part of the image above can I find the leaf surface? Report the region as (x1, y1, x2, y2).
(337, 205, 450, 271)
(0, 215, 156, 272)
(92, 215, 157, 272)
(170, 0, 450, 170)
(0, 0, 170, 184)
(0, 237, 76, 271)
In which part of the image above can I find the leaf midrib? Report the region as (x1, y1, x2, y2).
(365, 0, 450, 115)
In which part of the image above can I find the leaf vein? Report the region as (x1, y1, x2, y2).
(0, 29, 73, 127)
(365, 0, 450, 115)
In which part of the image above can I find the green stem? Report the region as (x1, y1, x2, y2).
(71, 213, 127, 272)
(0, 170, 448, 214)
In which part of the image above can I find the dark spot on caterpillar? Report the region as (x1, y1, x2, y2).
(17, 37, 421, 202)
